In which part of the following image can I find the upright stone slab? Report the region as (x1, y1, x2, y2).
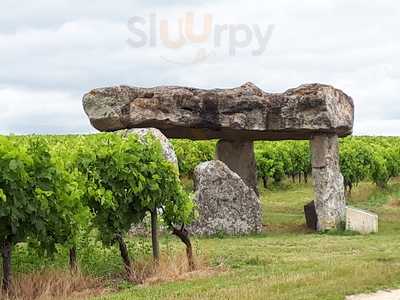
(346, 207, 378, 234)
(189, 160, 262, 235)
(121, 128, 178, 168)
(119, 128, 179, 236)
(311, 134, 346, 230)
(216, 140, 258, 195)
(304, 201, 318, 230)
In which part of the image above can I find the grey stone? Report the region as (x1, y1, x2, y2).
(189, 160, 262, 236)
(83, 82, 354, 140)
(346, 207, 378, 234)
(304, 201, 318, 230)
(345, 289, 400, 300)
(128, 221, 150, 237)
(119, 128, 178, 168)
(310, 134, 346, 230)
(216, 140, 258, 195)
(119, 128, 179, 235)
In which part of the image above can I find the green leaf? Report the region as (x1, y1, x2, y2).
(0, 189, 6, 202)
(9, 159, 18, 171)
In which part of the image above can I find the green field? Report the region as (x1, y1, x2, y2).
(89, 179, 400, 300)
(2, 135, 400, 300)
(5, 178, 400, 300)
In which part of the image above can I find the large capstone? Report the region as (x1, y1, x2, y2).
(216, 140, 258, 195)
(310, 134, 346, 230)
(189, 160, 262, 235)
(83, 82, 354, 140)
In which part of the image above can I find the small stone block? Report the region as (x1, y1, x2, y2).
(346, 207, 378, 234)
(304, 201, 318, 230)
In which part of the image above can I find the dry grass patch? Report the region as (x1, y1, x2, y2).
(386, 196, 400, 207)
(0, 269, 106, 300)
(135, 252, 220, 286)
(0, 251, 216, 300)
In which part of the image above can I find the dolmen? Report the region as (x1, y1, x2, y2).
(83, 82, 354, 232)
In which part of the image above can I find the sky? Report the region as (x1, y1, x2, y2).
(0, 0, 399, 136)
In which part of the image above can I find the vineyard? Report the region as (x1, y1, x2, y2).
(0, 133, 194, 295)
(173, 136, 400, 191)
(1, 134, 400, 299)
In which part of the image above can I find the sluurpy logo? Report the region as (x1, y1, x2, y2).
(127, 13, 275, 65)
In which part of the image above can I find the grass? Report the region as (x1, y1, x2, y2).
(3, 179, 400, 300)
(95, 179, 400, 300)
(1, 270, 104, 300)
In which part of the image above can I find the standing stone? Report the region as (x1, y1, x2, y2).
(189, 160, 262, 235)
(216, 140, 258, 195)
(119, 128, 179, 237)
(119, 128, 178, 168)
(304, 201, 318, 230)
(310, 134, 346, 231)
(346, 207, 378, 234)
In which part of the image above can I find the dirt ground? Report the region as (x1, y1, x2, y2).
(346, 290, 400, 300)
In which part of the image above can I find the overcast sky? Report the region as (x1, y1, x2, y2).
(0, 0, 399, 136)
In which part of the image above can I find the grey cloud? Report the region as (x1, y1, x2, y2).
(0, 0, 399, 135)
(0, 0, 205, 33)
